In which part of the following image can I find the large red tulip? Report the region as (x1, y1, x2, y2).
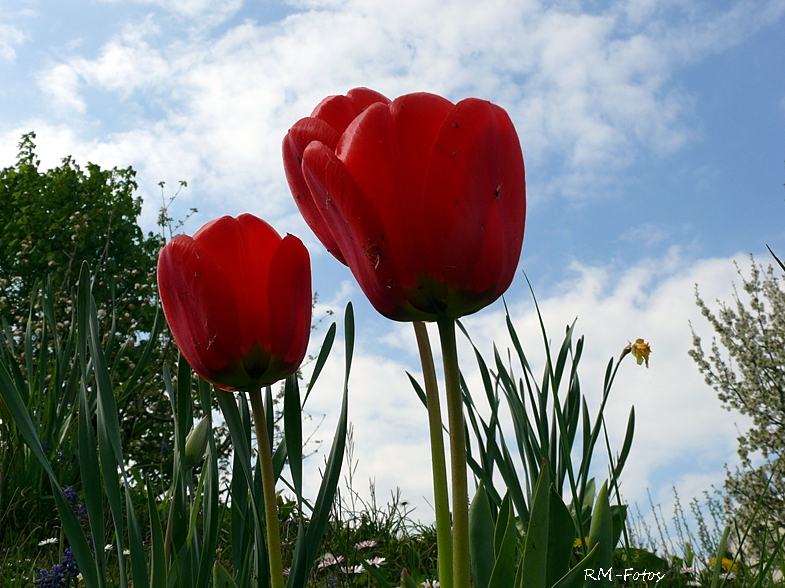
(283, 88, 526, 321)
(157, 214, 311, 391)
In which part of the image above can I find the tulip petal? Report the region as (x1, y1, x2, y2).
(283, 118, 347, 264)
(422, 98, 526, 298)
(311, 87, 390, 134)
(193, 215, 281, 358)
(387, 92, 454, 209)
(157, 236, 249, 389)
(336, 102, 428, 293)
(302, 140, 423, 320)
(267, 235, 312, 377)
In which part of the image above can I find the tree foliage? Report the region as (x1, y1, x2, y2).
(0, 132, 161, 335)
(0, 133, 178, 531)
(689, 256, 785, 533)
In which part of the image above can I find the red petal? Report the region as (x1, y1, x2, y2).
(267, 234, 312, 378)
(193, 215, 282, 357)
(157, 236, 249, 388)
(422, 98, 526, 294)
(283, 118, 347, 264)
(311, 87, 390, 134)
(387, 92, 454, 207)
(336, 102, 427, 293)
(301, 140, 418, 320)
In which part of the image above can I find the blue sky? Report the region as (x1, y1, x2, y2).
(2, 0, 784, 536)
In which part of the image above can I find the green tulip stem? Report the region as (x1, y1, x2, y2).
(438, 318, 470, 588)
(413, 321, 453, 588)
(249, 385, 285, 588)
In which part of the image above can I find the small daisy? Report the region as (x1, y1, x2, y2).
(354, 539, 378, 550)
(37, 537, 58, 546)
(316, 553, 343, 571)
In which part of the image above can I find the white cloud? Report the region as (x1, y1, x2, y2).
(619, 223, 671, 246)
(295, 249, 756, 524)
(98, 0, 244, 24)
(18, 0, 783, 225)
(0, 22, 25, 61)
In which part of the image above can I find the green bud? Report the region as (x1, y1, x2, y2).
(183, 416, 210, 470)
(401, 569, 419, 588)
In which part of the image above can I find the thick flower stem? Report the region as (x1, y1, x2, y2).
(413, 321, 453, 588)
(249, 386, 285, 588)
(438, 318, 470, 588)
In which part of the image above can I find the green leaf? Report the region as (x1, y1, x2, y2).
(287, 302, 353, 588)
(551, 542, 600, 588)
(303, 322, 336, 406)
(215, 390, 266, 587)
(519, 464, 550, 588)
(547, 486, 575, 588)
(213, 561, 239, 588)
(147, 474, 167, 588)
(0, 352, 99, 588)
(78, 379, 107, 587)
(196, 379, 220, 588)
(709, 526, 731, 588)
(587, 481, 613, 588)
(469, 481, 496, 588)
(284, 374, 303, 501)
(612, 407, 635, 481)
(489, 493, 518, 588)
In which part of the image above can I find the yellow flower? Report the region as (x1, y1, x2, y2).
(573, 536, 590, 548)
(708, 557, 737, 572)
(630, 338, 651, 368)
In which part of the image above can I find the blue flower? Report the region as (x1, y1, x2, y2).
(34, 547, 79, 587)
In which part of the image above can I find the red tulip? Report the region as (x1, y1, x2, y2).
(283, 88, 525, 321)
(157, 214, 311, 391)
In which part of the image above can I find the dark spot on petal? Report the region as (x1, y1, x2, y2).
(452, 122, 459, 129)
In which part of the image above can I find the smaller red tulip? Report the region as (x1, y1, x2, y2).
(157, 214, 311, 391)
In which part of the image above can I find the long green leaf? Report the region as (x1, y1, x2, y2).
(587, 481, 613, 588)
(287, 302, 353, 588)
(489, 493, 518, 588)
(147, 474, 167, 588)
(284, 374, 303, 501)
(519, 464, 550, 588)
(78, 379, 107, 587)
(303, 322, 336, 405)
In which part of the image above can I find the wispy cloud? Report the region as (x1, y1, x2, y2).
(298, 249, 754, 521)
(23, 0, 784, 223)
(0, 22, 25, 61)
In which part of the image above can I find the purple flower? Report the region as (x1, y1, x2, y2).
(61, 486, 87, 519)
(33, 548, 79, 587)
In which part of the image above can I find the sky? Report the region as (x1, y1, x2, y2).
(1, 0, 784, 546)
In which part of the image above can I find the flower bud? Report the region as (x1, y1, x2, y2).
(183, 416, 210, 470)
